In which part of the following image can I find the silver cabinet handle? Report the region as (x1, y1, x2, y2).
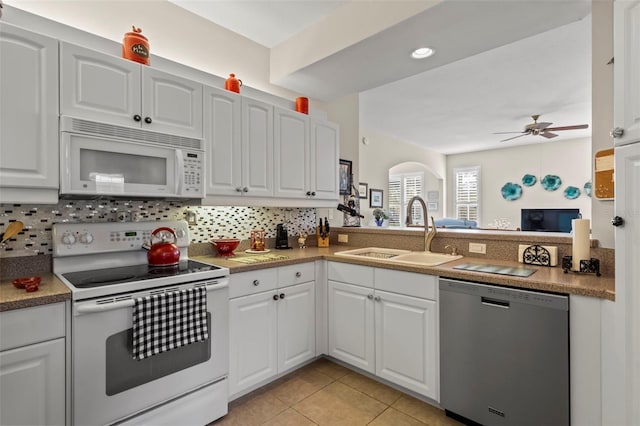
(367, 294, 373, 299)
(610, 127, 624, 138)
(235, 187, 243, 192)
(253, 279, 260, 286)
(295, 272, 302, 278)
(243, 187, 249, 192)
(374, 296, 381, 302)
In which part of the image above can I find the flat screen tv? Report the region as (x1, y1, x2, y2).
(521, 208, 580, 233)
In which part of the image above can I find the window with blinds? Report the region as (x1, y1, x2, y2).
(388, 172, 424, 226)
(454, 167, 480, 223)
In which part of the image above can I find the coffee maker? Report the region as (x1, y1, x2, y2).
(275, 223, 292, 249)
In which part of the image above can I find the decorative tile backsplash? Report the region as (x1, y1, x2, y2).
(0, 200, 317, 258)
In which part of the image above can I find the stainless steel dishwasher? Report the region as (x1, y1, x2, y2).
(439, 278, 569, 426)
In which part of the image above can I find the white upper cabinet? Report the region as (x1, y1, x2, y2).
(0, 23, 59, 203)
(60, 42, 203, 139)
(613, 0, 640, 145)
(274, 108, 310, 199)
(274, 108, 339, 201)
(310, 120, 340, 200)
(241, 98, 274, 197)
(204, 86, 243, 196)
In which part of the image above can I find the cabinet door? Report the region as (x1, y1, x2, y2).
(204, 86, 242, 196)
(142, 67, 203, 138)
(274, 108, 309, 199)
(278, 282, 316, 372)
(0, 24, 58, 197)
(310, 120, 339, 200)
(613, 0, 640, 146)
(242, 98, 274, 197)
(0, 339, 65, 426)
(60, 42, 140, 127)
(374, 290, 438, 400)
(229, 291, 278, 396)
(327, 281, 375, 373)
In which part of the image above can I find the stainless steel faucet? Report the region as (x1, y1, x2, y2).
(406, 195, 437, 252)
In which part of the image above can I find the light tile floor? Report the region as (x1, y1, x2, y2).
(211, 358, 461, 426)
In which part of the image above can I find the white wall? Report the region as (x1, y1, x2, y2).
(358, 129, 447, 223)
(447, 137, 592, 228)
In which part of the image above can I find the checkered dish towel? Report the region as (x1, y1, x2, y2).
(132, 286, 208, 360)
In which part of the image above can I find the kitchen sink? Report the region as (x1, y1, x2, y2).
(390, 251, 463, 266)
(334, 247, 462, 266)
(334, 247, 411, 259)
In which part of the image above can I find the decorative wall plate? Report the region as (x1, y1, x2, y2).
(541, 174, 562, 191)
(564, 186, 581, 200)
(584, 181, 592, 197)
(522, 174, 537, 187)
(501, 182, 523, 201)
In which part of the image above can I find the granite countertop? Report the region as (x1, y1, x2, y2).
(193, 246, 615, 301)
(0, 245, 614, 312)
(0, 273, 71, 312)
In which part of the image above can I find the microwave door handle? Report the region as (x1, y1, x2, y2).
(175, 150, 184, 196)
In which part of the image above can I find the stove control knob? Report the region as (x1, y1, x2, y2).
(79, 232, 94, 244)
(61, 232, 76, 245)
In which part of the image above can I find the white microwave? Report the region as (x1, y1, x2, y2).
(60, 117, 205, 199)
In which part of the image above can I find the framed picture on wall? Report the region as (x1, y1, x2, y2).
(358, 183, 368, 199)
(339, 159, 352, 195)
(370, 189, 383, 208)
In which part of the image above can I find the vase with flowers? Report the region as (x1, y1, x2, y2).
(372, 208, 389, 227)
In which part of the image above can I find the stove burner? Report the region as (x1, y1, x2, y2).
(62, 260, 222, 289)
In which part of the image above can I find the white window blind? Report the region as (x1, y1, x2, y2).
(454, 167, 480, 222)
(388, 172, 424, 226)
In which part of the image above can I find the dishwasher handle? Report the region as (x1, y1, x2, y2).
(481, 296, 510, 309)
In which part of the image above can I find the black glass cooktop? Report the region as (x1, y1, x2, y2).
(62, 260, 222, 288)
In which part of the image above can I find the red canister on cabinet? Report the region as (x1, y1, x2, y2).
(225, 74, 242, 93)
(295, 97, 309, 114)
(122, 26, 150, 65)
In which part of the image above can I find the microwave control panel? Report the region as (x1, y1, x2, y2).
(182, 151, 203, 195)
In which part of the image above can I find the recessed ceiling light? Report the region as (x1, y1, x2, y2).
(411, 47, 435, 59)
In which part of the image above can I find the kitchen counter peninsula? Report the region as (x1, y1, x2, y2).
(193, 245, 615, 301)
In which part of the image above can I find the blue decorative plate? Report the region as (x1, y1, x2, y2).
(541, 174, 562, 191)
(522, 174, 537, 187)
(501, 182, 523, 201)
(564, 186, 581, 200)
(584, 181, 592, 197)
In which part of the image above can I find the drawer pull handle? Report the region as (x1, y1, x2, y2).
(279, 293, 285, 299)
(273, 294, 279, 301)
(295, 272, 302, 278)
(367, 294, 373, 299)
(253, 280, 260, 286)
(374, 296, 381, 302)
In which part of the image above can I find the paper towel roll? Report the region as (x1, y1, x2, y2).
(572, 219, 590, 271)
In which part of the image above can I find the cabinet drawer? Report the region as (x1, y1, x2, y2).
(328, 262, 374, 288)
(375, 268, 437, 300)
(278, 262, 315, 288)
(229, 268, 278, 299)
(0, 303, 66, 351)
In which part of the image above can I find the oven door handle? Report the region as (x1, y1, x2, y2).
(75, 281, 229, 314)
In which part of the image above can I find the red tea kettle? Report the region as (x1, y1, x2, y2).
(146, 227, 180, 266)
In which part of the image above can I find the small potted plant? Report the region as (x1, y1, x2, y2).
(372, 208, 389, 227)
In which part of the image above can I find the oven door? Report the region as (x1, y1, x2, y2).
(71, 280, 228, 426)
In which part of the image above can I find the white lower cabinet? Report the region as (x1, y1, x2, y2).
(328, 262, 439, 401)
(0, 303, 67, 426)
(229, 264, 315, 398)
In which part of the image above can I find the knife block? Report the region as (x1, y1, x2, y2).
(316, 227, 329, 247)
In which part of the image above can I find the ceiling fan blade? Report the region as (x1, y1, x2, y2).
(530, 122, 553, 130)
(545, 124, 589, 131)
(493, 131, 525, 135)
(500, 134, 528, 142)
(540, 132, 558, 139)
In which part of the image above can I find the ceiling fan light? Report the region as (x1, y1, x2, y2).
(411, 47, 435, 59)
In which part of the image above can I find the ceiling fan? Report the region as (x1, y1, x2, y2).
(494, 115, 589, 142)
